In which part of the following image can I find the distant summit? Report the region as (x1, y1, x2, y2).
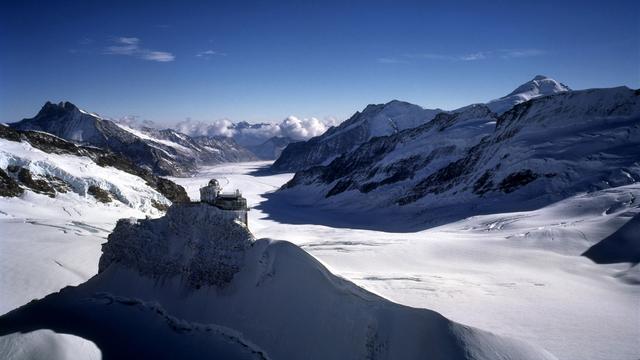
(487, 75, 571, 114)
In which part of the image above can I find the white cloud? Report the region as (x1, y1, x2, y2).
(459, 52, 488, 61)
(196, 49, 226, 59)
(142, 51, 175, 62)
(173, 116, 339, 146)
(499, 48, 546, 59)
(381, 48, 545, 64)
(113, 115, 158, 129)
(104, 37, 175, 62)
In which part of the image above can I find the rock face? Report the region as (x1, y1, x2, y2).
(0, 168, 23, 197)
(99, 203, 254, 288)
(272, 100, 442, 172)
(281, 87, 640, 222)
(0, 124, 189, 203)
(10, 102, 256, 176)
(0, 202, 557, 360)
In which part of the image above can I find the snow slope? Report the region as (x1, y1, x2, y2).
(171, 162, 640, 360)
(0, 139, 170, 213)
(280, 86, 640, 229)
(0, 203, 556, 360)
(0, 134, 178, 316)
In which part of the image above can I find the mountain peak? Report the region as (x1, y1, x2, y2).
(487, 75, 571, 114)
(38, 101, 81, 117)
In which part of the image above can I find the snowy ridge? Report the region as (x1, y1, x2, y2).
(0, 138, 170, 213)
(273, 75, 571, 173)
(10, 102, 257, 176)
(279, 86, 640, 228)
(0, 202, 556, 359)
(272, 100, 442, 172)
(486, 75, 570, 114)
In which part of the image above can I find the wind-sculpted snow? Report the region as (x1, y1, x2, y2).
(0, 202, 557, 360)
(280, 87, 640, 227)
(100, 203, 254, 288)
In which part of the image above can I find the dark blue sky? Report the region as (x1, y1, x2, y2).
(1, 0, 638, 125)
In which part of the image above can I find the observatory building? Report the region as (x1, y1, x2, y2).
(199, 179, 249, 226)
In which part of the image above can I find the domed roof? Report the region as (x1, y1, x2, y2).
(208, 179, 220, 187)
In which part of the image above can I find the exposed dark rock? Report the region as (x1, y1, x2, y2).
(17, 168, 56, 197)
(151, 199, 169, 212)
(326, 180, 354, 198)
(397, 142, 485, 205)
(45, 175, 71, 193)
(498, 170, 539, 193)
(88, 185, 112, 203)
(0, 125, 189, 203)
(473, 170, 495, 195)
(0, 168, 23, 197)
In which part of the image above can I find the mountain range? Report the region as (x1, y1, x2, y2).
(277, 80, 640, 228)
(9, 102, 257, 176)
(272, 75, 571, 172)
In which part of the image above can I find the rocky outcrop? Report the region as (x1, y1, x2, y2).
(0, 168, 23, 197)
(0, 125, 189, 203)
(99, 203, 254, 289)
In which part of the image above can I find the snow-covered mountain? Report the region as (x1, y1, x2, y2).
(279, 86, 640, 227)
(271, 101, 442, 172)
(0, 124, 189, 208)
(10, 102, 256, 176)
(485, 75, 571, 114)
(247, 136, 294, 160)
(0, 202, 556, 360)
(272, 75, 571, 173)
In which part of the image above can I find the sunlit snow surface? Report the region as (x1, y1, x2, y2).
(171, 162, 640, 360)
(1, 161, 638, 360)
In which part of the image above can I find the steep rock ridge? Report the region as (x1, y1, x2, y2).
(0, 125, 188, 203)
(281, 87, 640, 220)
(271, 100, 442, 172)
(10, 102, 256, 176)
(0, 203, 556, 360)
